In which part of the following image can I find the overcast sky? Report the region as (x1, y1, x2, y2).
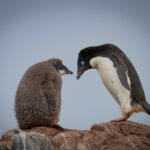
(0, 0, 150, 137)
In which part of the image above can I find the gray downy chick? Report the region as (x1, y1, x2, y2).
(15, 58, 73, 129)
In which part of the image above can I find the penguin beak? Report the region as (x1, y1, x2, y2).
(76, 67, 85, 79)
(76, 72, 82, 79)
(58, 64, 73, 75)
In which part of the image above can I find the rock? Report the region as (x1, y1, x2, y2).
(0, 129, 52, 150)
(91, 121, 150, 150)
(0, 121, 150, 150)
(11, 130, 52, 150)
(0, 130, 14, 150)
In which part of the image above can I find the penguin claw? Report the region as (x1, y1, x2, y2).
(51, 123, 64, 131)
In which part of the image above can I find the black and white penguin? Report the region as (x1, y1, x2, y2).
(76, 44, 150, 122)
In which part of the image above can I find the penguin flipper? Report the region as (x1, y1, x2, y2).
(109, 54, 131, 91)
(42, 81, 58, 115)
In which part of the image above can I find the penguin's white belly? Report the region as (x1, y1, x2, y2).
(90, 56, 132, 113)
(98, 67, 129, 103)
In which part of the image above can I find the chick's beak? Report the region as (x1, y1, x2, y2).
(66, 69, 73, 74)
(59, 64, 73, 75)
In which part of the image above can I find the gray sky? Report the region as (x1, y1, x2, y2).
(0, 0, 150, 137)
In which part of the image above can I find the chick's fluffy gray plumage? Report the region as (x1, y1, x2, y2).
(15, 59, 62, 129)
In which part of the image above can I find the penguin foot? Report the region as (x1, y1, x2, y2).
(51, 123, 64, 131)
(111, 117, 127, 122)
(111, 114, 129, 122)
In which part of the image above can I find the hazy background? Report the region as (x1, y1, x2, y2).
(0, 0, 150, 137)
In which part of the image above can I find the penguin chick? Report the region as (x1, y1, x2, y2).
(15, 58, 73, 129)
(76, 44, 150, 122)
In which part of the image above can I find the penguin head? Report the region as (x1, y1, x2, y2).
(48, 58, 73, 75)
(76, 44, 121, 79)
(76, 47, 93, 79)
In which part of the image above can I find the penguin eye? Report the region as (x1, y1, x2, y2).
(81, 60, 85, 66)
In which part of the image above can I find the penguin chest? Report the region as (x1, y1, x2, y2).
(98, 67, 125, 102)
(90, 56, 131, 105)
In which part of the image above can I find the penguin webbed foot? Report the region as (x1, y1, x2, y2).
(111, 118, 127, 122)
(111, 114, 129, 122)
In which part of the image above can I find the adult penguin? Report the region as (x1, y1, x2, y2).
(77, 44, 150, 122)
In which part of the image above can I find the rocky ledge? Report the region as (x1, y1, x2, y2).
(0, 121, 150, 150)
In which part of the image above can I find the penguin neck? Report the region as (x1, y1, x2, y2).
(90, 56, 114, 72)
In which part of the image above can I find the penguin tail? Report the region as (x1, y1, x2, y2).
(142, 101, 150, 115)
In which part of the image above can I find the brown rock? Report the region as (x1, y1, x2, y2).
(0, 121, 150, 150)
(91, 121, 150, 150)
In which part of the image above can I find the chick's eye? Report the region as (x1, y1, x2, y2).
(81, 60, 85, 66)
